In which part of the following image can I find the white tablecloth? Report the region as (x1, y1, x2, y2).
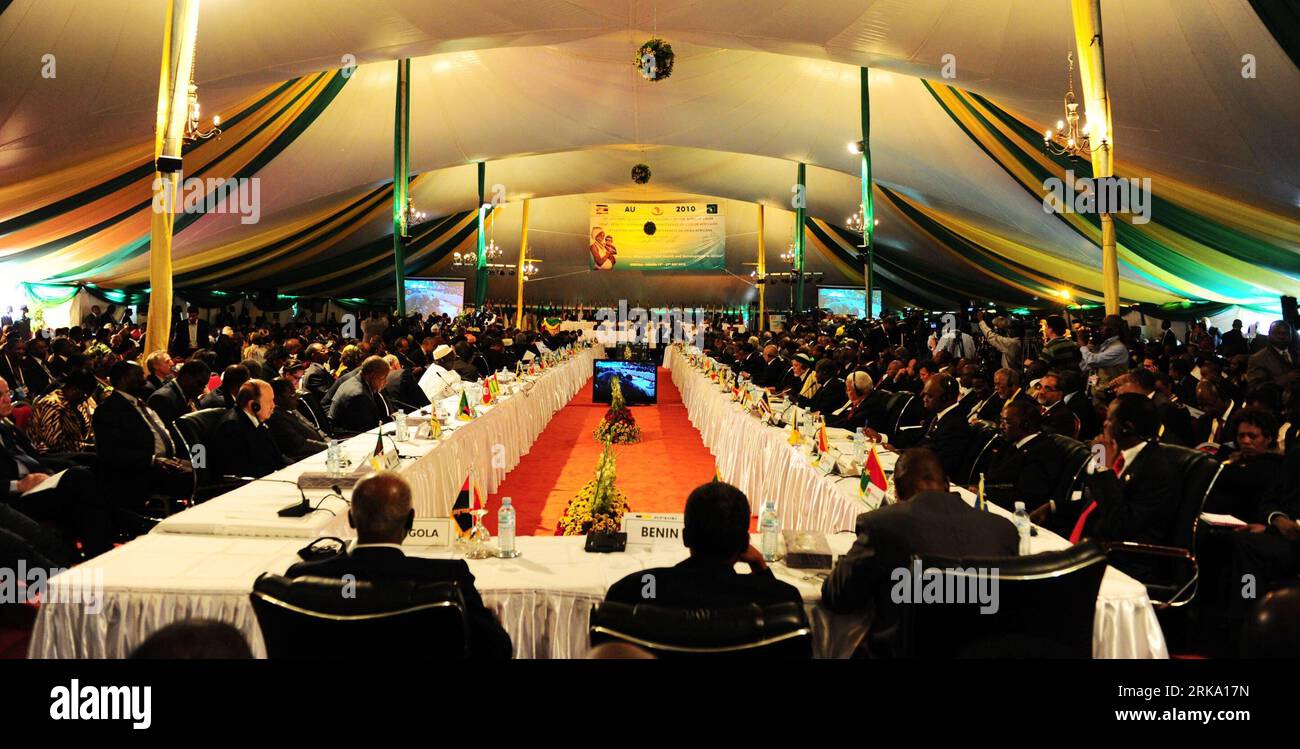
(28, 529, 1161, 659)
(27, 533, 863, 659)
(149, 349, 597, 538)
(662, 345, 1168, 659)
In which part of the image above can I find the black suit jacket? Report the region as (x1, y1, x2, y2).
(198, 389, 234, 411)
(301, 363, 335, 403)
(920, 405, 976, 480)
(1066, 393, 1100, 441)
(92, 392, 160, 473)
(328, 376, 392, 435)
(286, 546, 512, 659)
(209, 409, 287, 479)
(805, 376, 847, 415)
(822, 491, 1019, 640)
(147, 379, 192, 427)
(0, 420, 49, 497)
(21, 355, 53, 397)
(265, 410, 328, 462)
(384, 368, 429, 411)
(605, 557, 803, 609)
(1081, 442, 1183, 545)
(1040, 400, 1079, 439)
(1153, 395, 1195, 447)
(321, 367, 358, 412)
(984, 433, 1067, 511)
(169, 319, 211, 355)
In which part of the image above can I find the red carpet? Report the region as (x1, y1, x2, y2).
(487, 367, 717, 535)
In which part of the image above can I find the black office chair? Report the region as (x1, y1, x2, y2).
(884, 392, 925, 447)
(900, 543, 1108, 658)
(296, 390, 332, 437)
(960, 424, 1002, 486)
(589, 601, 812, 658)
(250, 574, 469, 659)
(1101, 444, 1222, 609)
(174, 407, 246, 503)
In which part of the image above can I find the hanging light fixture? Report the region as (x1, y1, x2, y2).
(1043, 51, 1102, 159)
(183, 44, 221, 143)
(846, 208, 879, 235)
(401, 198, 428, 238)
(779, 243, 795, 265)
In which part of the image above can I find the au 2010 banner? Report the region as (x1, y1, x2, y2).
(589, 202, 725, 271)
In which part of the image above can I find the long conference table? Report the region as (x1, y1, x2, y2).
(662, 345, 1168, 659)
(28, 344, 1166, 659)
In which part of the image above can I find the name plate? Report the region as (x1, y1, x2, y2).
(622, 512, 685, 546)
(369, 449, 400, 471)
(406, 517, 453, 547)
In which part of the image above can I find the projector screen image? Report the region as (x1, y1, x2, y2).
(592, 360, 657, 405)
(819, 287, 879, 318)
(406, 278, 464, 318)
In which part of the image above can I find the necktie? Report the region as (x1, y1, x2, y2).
(1069, 453, 1125, 543)
(138, 402, 175, 458)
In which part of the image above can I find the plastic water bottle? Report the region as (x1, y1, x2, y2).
(759, 499, 781, 562)
(854, 428, 867, 461)
(1013, 501, 1031, 555)
(497, 497, 518, 558)
(326, 439, 340, 477)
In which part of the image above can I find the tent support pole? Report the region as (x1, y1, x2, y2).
(794, 162, 806, 313)
(475, 162, 489, 309)
(393, 58, 410, 316)
(1072, 0, 1120, 315)
(860, 66, 876, 319)
(144, 0, 201, 361)
(757, 203, 766, 331)
(515, 199, 530, 328)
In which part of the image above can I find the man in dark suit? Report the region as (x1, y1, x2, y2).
(917, 373, 974, 480)
(1068, 393, 1185, 546)
(92, 361, 192, 509)
(0, 376, 113, 557)
(1117, 368, 1195, 447)
(983, 399, 1073, 512)
(328, 356, 393, 435)
(1058, 368, 1099, 441)
(266, 378, 328, 462)
(827, 372, 888, 435)
(822, 447, 1019, 656)
(286, 472, 512, 658)
(147, 360, 210, 427)
(1246, 321, 1299, 389)
(383, 355, 430, 412)
(209, 380, 287, 479)
(142, 351, 173, 395)
(755, 345, 786, 390)
(606, 481, 802, 608)
(199, 363, 249, 411)
(300, 343, 335, 403)
(1219, 320, 1247, 357)
(1037, 370, 1080, 439)
(21, 337, 54, 398)
(734, 343, 765, 383)
(169, 307, 211, 357)
(1194, 378, 1236, 445)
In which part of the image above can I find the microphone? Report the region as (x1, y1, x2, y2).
(222, 474, 318, 518)
(386, 396, 429, 413)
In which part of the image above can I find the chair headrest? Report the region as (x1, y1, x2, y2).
(252, 573, 464, 618)
(591, 601, 809, 651)
(916, 541, 1107, 580)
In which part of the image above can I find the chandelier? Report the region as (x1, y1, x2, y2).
(401, 198, 428, 237)
(1042, 52, 1103, 159)
(846, 208, 879, 235)
(183, 46, 221, 143)
(484, 238, 504, 261)
(779, 243, 796, 265)
(523, 261, 539, 278)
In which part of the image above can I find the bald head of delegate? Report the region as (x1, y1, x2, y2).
(348, 471, 415, 545)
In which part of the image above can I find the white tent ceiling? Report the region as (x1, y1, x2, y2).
(1, 0, 1296, 303)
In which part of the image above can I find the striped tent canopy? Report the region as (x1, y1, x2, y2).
(2, 0, 1297, 311)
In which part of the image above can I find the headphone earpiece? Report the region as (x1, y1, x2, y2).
(251, 401, 261, 414)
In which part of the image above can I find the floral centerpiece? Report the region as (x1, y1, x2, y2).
(593, 376, 641, 444)
(557, 439, 631, 535)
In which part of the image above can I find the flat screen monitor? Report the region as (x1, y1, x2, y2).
(593, 360, 657, 405)
(818, 287, 879, 318)
(405, 278, 464, 319)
